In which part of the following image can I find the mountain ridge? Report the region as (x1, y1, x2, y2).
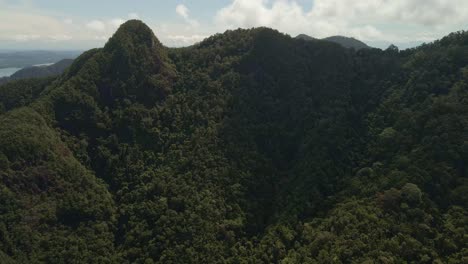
(296, 33, 371, 50)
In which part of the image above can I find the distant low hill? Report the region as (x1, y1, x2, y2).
(323, 36, 371, 49)
(296, 34, 317, 41)
(296, 34, 371, 50)
(0, 59, 73, 85)
(0, 50, 81, 68)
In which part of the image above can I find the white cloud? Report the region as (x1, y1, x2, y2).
(0, 3, 145, 48)
(128, 13, 140, 19)
(0, 0, 466, 49)
(11, 34, 41, 42)
(215, 0, 468, 43)
(0, 9, 66, 37)
(86, 18, 126, 33)
(165, 34, 206, 46)
(86, 20, 106, 32)
(176, 4, 189, 19)
(215, 0, 348, 38)
(94, 35, 109, 40)
(175, 4, 199, 27)
(310, 0, 467, 26)
(109, 18, 125, 29)
(49, 34, 72, 41)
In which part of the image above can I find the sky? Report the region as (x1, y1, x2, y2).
(0, 0, 466, 50)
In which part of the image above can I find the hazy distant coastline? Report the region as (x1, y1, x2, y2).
(0, 50, 81, 69)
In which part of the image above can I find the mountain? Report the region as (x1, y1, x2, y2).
(296, 34, 371, 50)
(295, 34, 317, 41)
(323, 35, 371, 49)
(0, 59, 74, 85)
(0, 20, 467, 263)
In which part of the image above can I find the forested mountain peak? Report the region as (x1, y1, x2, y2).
(104, 20, 164, 55)
(58, 20, 176, 108)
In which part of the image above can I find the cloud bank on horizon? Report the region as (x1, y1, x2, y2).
(0, 0, 466, 50)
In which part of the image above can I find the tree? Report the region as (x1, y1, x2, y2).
(401, 183, 422, 206)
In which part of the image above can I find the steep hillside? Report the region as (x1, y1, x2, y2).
(0, 20, 466, 263)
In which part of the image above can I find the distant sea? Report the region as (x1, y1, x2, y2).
(0, 67, 21, 77)
(33, 63, 54, 67)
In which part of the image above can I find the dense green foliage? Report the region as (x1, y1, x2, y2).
(0, 20, 467, 263)
(0, 77, 54, 112)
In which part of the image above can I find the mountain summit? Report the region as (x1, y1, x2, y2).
(101, 20, 176, 104)
(104, 19, 168, 66)
(105, 20, 162, 50)
(63, 20, 176, 107)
